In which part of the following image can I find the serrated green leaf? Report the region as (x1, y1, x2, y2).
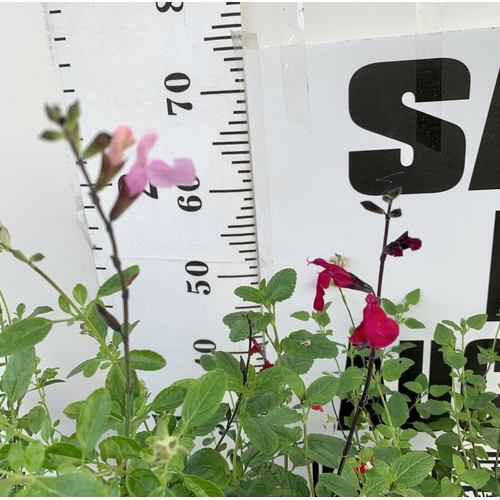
(466, 314, 488, 330)
(405, 289, 420, 305)
(267, 268, 297, 303)
(246, 390, 283, 416)
(0, 317, 52, 357)
(43, 443, 82, 470)
(97, 265, 140, 298)
(72, 283, 87, 306)
(452, 454, 465, 475)
(290, 310, 310, 321)
(338, 366, 364, 394)
(417, 399, 447, 416)
(28, 406, 47, 434)
(191, 403, 230, 437)
(306, 376, 339, 405)
(184, 449, 231, 489)
(2, 347, 36, 402)
(383, 392, 409, 428)
(265, 407, 302, 426)
(76, 387, 111, 454)
(429, 384, 450, 397)
(24, 441, 45, 473)
(443, 350, 467, 369)
(382, 357, 414, 382)
(214, 351, 243, 391)
(434, 323, 456, 346)
(223, 311, 273, 342)
(52, 471, 107, 497)
(180, 369, 227, 432)
(28, 306, 53, 318)
(67, 358, 94, 379)
(461, 468, 491, 490)
(58, 295, 72, 314)
(307, 434, 345, 469)
(281, 353, 314, 375)
(403, 381, 423, 393)
(128, 349, 166, 371)
(440, 476, 463, 497)
(100, 436, 142, 462)
(241, 413, 279, 454)
(82, 358, 101, 378)
(84, 299, 108, 342)
(126, 468, 161, 497)
(234, 285, 266, 305)
(391, 451, 434, 487)
(404, 317, 425, 329)
(317, 473, 359, 497)
(248, 463, 310, 497)
(281, 330, 338, 358)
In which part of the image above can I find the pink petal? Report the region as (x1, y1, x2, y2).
(136, 133, 157, 167)
(124, 162, 148, 198)
(148, 158, 196, 188)
(108, 126, 135, 168)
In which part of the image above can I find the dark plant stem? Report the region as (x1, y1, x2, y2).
(215, 315, 254, 450)
(68, 141, 133, 438)
(337, 201, 393, 477)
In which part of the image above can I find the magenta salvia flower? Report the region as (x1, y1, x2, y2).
(307, 258, 373, 312)
(384, 231, 422, 257)
(349, 294, 399, 349)
(110, 132, 195, 220)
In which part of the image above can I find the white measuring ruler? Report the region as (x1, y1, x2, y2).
(45, 2, 265, 396)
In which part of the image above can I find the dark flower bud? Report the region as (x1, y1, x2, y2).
(388, 208, 402, 218)
(360, 201, 385, 215)
(383, 186, 402, 201)
(239, 356, 246, 374)
(95, 303, 122, 332)
(44, 104, 62, 123)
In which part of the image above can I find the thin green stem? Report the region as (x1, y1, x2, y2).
(338, 289, 355, 330)
(68, 138, 132, 437)
(34, 379, 54, 445)
(270, 305, 282, 366)
(302, 409, 315, 497)
(0, 290, 11, 325)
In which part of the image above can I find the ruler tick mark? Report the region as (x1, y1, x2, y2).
(236, 99, 246, 103)
(217, 273, 258, 278)
(200, 89, 244, 95)
(240, 206, 254, 210)
(96, 267, 106, 270)
(221, 232, 256, 237)
(229, 120, 247, 125)
(236, 215, 254, 219)
(239, 248, 257, 253)
(84, 206, 95, 209)
(233, 161, 250, 165)
(63, 89, 75, 93)
(245, 258, 257, 261)
(88, 227, 99, 230)
(224, 56, 243, 62)
(49, 9, 62, 14)
(54, 37, 66, 41)
(221, 12, 241, 17)
(233, 110, 247, 114)
(221, 131, 248, 135)
(242, 179, 251, 183)
(214, 46, 243, 51)
(59, 63, 71, 68)
(211, 23, 241, 29)
(244, 197, 253, 201)
(213, 141, 249, 146)
(230, 68, 244, 72)
(238, 170, 251, 173)
(204, 35, 232, 41)
(209, 188, 252, 193)
(235, 79, 244, 83)
(228, 224, 255, 228)
(221, 150, 249, 155)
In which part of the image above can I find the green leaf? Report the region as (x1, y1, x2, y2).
(429, 384, 451, 397)
(391, 451, 435, 487)
(28, 406, 47, 434)
(97, 265, 140, 298)
(76, 387, 111, 454)
(281, 353, 314, 375)
(382, 357, 414, 382)
(466, 314, 488, 330)
(67, 359, 94, 379)
(440, 476, 463, 497)
(128, 350, 166, 371)
(52, 471, 107, 497)
(338, 366, 364, 394)
(84, 300, 108, 342)
(150, 385, 187, 413)
(317, 473, 359, 497)
(374, 446, 402, 464)
(182, 474, 224, 497)
(40, 130, 64, 141)
(405, 289, 420, 305)
(306, 376, 339, 405)
(0, 317, 52, 357)
(267, 268, 297, 302)
(83, 358, 101, 378)
(452, 454, 465, 476)
(64, 101, 80, 130)
(442, 319, 460, 331)
(290, 310, 310, 321)
(443, 350, 467, 369)
(223, 311, 273, 342)
(417, 399, 448, 416)
(265, 407, 302, 426)
(248, 463, 310, 497)
(404, 317, 425, 329)
(403, 381, 423, 394)
(363, 475, 390, 497)
(435, 431, 460, 447)
(281, 330, 339, 358)
(246, 390, 283, 416)
(252, 365, 286, 391)
(234, 285, 266, 304)
(100, 436, 142, 462)
(83, 132, 111, 160)
(434, 323, 456, 346)
(180, 369, 227, 432)
(382, 298, 397, 316)
(43, 443, 82, 470)
(214, 351, 243, 391)
(2, 347, 36, 402)
(28, 305, 53, 318)
(72, 284, 88, 306)
(461, 468, 491, 490)
(191, 403, 230, 437)
(240, 413, 280, 454)
(184, 449, 231, 489)
(63, 401, 83, 420)
(58, 295, 72, 314)
(383, 392, 409, 427)
(126, 468, 161, 497)
(307, 434, 345, 469)
(199, 354, 217, 372)
(29, 252, 45, 263)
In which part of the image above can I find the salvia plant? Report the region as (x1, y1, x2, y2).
(0, 101, 498, 496)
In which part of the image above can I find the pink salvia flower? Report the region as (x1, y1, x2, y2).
(96, 126, 136, 191)
(349, 294, 399, 349)
(108, 126, 136, 168)
(110, 132, 195, 220)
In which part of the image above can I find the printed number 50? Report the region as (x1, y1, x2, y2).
(185, 261, 210, 295)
